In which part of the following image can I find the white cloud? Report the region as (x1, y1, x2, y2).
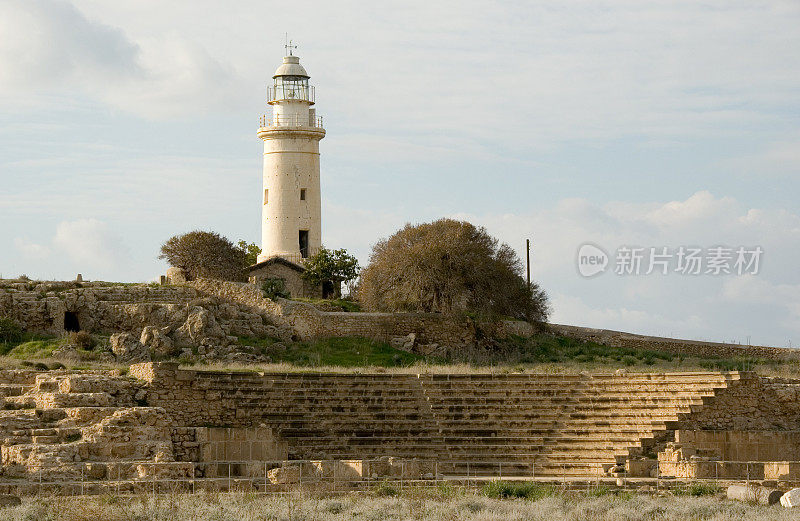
(13, 238, 51, 259)
(0, 0, 239, 119)
(52, 218, 128, 270)
(0, 0, 140, 94)
(642, 191, 738, 228)
(2, 0, 799, 142)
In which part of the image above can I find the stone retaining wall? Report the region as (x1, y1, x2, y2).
(675, 430, 800, 461)
(549, 324, 800, 361)
(3, 278, 799, 361)
(679, 375, 800, 430)
(189, 279, 515, 347)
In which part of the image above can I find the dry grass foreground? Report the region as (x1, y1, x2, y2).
(1, 489, 797, 521)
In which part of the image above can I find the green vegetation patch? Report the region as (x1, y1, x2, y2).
(672, 482, 722, 497)
(501, 333, 675, 366)
(238, 336, 425, 367)
(373, 480, 400, 497)
(6, 338, 65, 359)
(698, 358, 764, 372)
(292, 298, 362, 312)
(483, 481, 561, 500)
(0, 317, 24, 344)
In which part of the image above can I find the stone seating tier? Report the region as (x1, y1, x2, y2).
(0, 368, 751, 480)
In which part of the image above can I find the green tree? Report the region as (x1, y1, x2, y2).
(237, 240, 262, 266)
(301, 247, 360, 299)
(159, 231, 247, 281)
(0, 317, 23, 344)
(358, 218, 549, 321)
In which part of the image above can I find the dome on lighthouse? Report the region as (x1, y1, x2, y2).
(273, 56, 309, 78)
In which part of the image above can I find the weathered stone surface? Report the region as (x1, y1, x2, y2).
(140, 326, 175, 356)
(175, 307, 226, 346)
(110, 333, 150, 362)
(728, 485, 781, 505)
(782, 488, 800, 508)
(268, 465, 301, 484)
(165, 267, 187, 284)
(2, 363, 800, 493)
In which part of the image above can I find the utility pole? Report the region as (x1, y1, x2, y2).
(526, 238, 531, 288)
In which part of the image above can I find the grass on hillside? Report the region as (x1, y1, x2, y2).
(238, 336, 424, 367)
(499, 333, 768, 372)
(0, 331, 64, 358)
(292, 298, 363, 312)
(0, 488, 792, 521)
(0, 318, 793, 376)
(232, 333, 782, 374)
(3, 338, 65, 359)
(0, 330, 111, 365)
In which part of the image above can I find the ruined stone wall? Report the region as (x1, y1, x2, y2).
(678, 375, 800, 430)
(0, 281, 201, 335)
(550, 324, 800, 361)
(189, 279, 478, 347)
(6, 278, 799, 361)
(130, 363, 235, 427)
(675, 430, 800, 461)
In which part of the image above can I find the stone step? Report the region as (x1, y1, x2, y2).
(31, 435, 60, 444)
(30, 428, 58, 436)
(61, 407, 125, 426)
(0, 384, 28, 397)
(35, 392, 115, 408)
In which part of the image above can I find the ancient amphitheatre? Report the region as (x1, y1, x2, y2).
(1, 9, 799, 520)
(1, 272, 800, 520)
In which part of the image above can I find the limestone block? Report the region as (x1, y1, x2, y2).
(781, 488, 800, 508)
(389, 333, 416, 352)
(166, 268, 188, 284)
(85, 463, 107, 480)
(176, 307, 226, 345)
(309, 460, 363, 481)
(140, 326, 175, 356)
(268, 466, 301, 484)
(626, 459, 657, 478)
(110, 333, 150, 362)
(766, 462, 800, 481)
(728, 485, 781, 505)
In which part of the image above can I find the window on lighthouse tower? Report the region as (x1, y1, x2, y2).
(299, 230, 309, 258)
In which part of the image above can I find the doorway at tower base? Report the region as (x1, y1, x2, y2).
(247, 256, 322, 299)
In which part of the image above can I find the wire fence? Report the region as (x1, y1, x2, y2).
(0, 457, 780, 497)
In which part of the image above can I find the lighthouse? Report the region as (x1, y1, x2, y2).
(256, 46, 325, 263)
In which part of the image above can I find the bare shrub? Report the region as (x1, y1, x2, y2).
(69, 331, 96, 350)
(359, 219, 549, 321)
(159, 230, 248, 282)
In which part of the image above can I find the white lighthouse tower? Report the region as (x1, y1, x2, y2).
(256, 45, 325, 263)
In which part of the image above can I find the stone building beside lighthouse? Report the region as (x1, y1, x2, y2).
(248, 48, 325, 298)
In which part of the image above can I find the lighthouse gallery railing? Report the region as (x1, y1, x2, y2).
(259, 114, 324, 129)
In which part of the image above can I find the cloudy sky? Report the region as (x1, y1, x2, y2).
(1, 0, 799, 346)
